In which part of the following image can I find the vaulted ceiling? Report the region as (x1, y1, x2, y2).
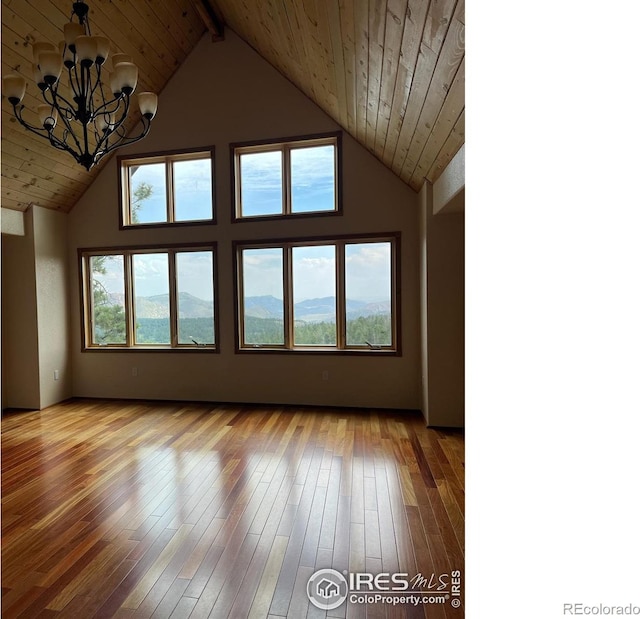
(1, 0, 464, 214)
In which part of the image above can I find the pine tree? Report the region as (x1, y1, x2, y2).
(91, 183, 153, 343)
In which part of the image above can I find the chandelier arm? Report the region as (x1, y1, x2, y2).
(102, 94, 132, 137)
(92, 94, 124, 121)
(79, 64, 89, 118)
(90, 94, 136, 162)
(48, 87, 85, 155)
(12, 104, 54, 138)
(109, 116, 152, 146)
(12, 104, 83, 162)
(88, 64, 105, 106)
(82, 111, 91, 161)
(91, 115, 150, 170)
(43, 85, 79, 122)
(96, 69, 109, 107)
(67, 63, 83, 101)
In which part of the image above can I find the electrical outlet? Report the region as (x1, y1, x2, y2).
(53, 370, 59, 381)
(322, 370, 329, 381)
(132, 367, 138, 377)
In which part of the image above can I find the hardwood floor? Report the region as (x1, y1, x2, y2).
(1, 399, 464, 618)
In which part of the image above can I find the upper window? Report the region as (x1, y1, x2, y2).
(234, 234, 399, 353)
(231, 132, 341, 221)
(118, 147, 215, 227)
(80, 244, 218, 351)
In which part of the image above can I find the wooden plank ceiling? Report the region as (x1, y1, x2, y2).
(1, 0, 464, 213)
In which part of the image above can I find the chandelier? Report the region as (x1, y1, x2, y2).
(2, 1, 158, 171)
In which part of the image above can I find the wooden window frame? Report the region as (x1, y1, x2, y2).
(230, 131, 342, 222)
(79, 243, 219, 352)
(118, 146, 216, 229)
(233, 233, 401, 355)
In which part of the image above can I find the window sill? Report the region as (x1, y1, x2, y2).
(119, 219, 216, 230)
(82, 345, 218, 353)
(236, 346, 398, 356)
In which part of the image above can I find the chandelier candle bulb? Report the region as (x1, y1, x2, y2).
(94, 36, 110, 64)
(37, 105, 58, 130)
(38, 51, 63, 84)
(110, 72, 123, 97)
(138, 92, 158, 119)
(75, 35, 98, 65)
(32, 64, 45, 89)
(1, 1, 157, 170)
(63, 22, 85, 51)
(114, 62, 138, 94)
(2, 74, 26, 104)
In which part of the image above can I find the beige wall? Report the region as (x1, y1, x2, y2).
(2, 210, 41, 409)
(67, 31, 422, 410)
(33, 206, 72, 408)
(1, 206, 71, 410)
(433, 144, 465, 215)
(420, 183, 465, 427)
(419, 184, 429, 420)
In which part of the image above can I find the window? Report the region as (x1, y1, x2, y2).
(118, 147, 215, 227)
(234, 234, 399, 353)
(231, 132, 341, 221)
(80, 244, 218, 350)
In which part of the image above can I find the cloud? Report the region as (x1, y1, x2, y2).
(132, 254, 169, 296)
(345, 243, 391, 301)
(243, 249, 284, 298)
(177, 251, 214, 301)
(292, 251, 336, 301)
(240, 145, 335, 215)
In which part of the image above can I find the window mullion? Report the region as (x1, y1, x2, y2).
(283, 147, 290, 215)
(237, 249, 246, 347)
(168, 250, 178, 347)
(284, 245, 293, 348)
(123, 168, 132, 225)
(391, 237, 398, 351)
(85, 256, 95, 346)
(124, 252, 134, 346)
(336, 242, 346, 349)
(166, 160, 174, 223)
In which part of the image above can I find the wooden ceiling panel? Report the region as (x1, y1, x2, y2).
(212, 0, 465, 191)
(1, 0, 464, 213)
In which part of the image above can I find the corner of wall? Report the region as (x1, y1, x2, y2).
(33, 206, 72, 409)
(1, 207, 41, 409)
(419, 181, 430, 425)
(424, 180, 465, 428)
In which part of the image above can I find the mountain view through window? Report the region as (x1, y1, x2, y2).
(239, 240, 393, 349)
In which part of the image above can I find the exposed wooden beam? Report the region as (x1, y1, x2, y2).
(193, 0, 225, 41)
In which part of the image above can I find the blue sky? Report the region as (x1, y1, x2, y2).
(130, 158, 213, 223)
(242, 243, 391, 303)
(240, 144, 335, 216)
(128, 144, 335, 223)
(94, 252, 214, 300)
(95, 244, 390, 303)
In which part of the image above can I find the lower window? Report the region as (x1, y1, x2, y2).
(235, 234, 400, 353)
(80, 244, 217, 350)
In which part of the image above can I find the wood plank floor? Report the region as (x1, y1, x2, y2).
(1, 399, 464, 618)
